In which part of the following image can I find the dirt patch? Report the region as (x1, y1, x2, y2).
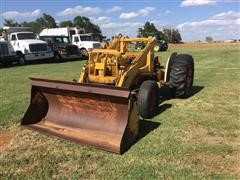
(0, 131, 11, 152)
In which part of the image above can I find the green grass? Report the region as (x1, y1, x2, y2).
(0, 44, 239, 179)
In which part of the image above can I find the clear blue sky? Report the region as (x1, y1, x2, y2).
(1, 0, 239, 41)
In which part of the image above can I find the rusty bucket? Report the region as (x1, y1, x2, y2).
(21, 78, 139, 154)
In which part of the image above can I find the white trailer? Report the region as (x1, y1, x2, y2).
(3, 26, 54, 64)
(39, 27, 85, 39)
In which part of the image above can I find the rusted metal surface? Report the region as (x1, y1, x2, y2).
(21, 78, 137, 154)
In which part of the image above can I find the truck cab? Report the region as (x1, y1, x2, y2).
(72, 33, 101, 57)
(39, 35, 81, 61)
(3, 27, 54, 65)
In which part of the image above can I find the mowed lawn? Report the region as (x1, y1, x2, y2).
(0, 43, 239, 179)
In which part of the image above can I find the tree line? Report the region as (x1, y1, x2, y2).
(1, 13, 182, 43)
(138, 22, 182, 43)
(2, 13, 103, 40)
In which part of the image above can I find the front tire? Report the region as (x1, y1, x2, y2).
(137, 80, 159, 118)
(18, 56, 26, 66)
(80, 49, 89, 58)
(54, 53, 63, 62)
(169, 54, 194, 98)
(161, 44, 168, 51)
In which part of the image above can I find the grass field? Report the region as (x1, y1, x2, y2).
(0, 43, 239, 179)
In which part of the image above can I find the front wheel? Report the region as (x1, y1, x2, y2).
(161, 44, 168, 51)
(54, 53, 63, 62)
(80, 49, 89, 58)
(18, 56, 26, 66)
(137, 80, 159, 118)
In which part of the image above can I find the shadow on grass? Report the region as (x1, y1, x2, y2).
(129, 86, 204, 153)
(131, 103, 171, 148)
(158, 85, 204, 102)
(189, 86, 204, 97)
(154, 103, 172, 117)
(137, 120, 161, 141)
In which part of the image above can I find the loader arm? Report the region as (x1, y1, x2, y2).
(117, 37, 157, 88)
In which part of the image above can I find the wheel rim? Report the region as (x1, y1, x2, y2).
(154, 46, 160, 51)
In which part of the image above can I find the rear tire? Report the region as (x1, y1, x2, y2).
(161, 44, 168, 51)
(137, 80, 159, 118)
(169, 54, 194, 98)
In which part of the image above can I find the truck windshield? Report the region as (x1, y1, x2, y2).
(17, 33, 35, 40)
(80, 35, 99, 42)
(54, 37, 70, 43)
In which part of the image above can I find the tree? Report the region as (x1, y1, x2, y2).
(205, 36, 213, 42)
(172, 29, 182, 43)
(138, 22, 163, 39)
(36, 13, 57, 29)
(21, 21, 42, 34)
(3, 19, 20, 27)
(137, 22, 165, 40)
(20, 13, 57, 34)
(1, 14, 104, 40)
(59, 20, 74, 27)
(162, 27, 182, 43)
(73, 16, 103, 40)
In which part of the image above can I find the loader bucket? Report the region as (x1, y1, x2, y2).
(21, 78, 139, 154)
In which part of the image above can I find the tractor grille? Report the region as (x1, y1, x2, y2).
(0, 43, 9, 56)
(29, 44, 47, 52)
(66, 45, 79, 55)
(93, 43, 100, 48)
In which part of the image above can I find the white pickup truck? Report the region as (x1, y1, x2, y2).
(3, 27, 54, 65)
(40, 27, 101, 57)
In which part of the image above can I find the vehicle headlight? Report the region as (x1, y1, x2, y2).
(24, 48, 29, 54)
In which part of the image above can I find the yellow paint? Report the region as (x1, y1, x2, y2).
(78, 37, 158, 87)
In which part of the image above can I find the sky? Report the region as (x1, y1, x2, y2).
(1, 0, 239, 41)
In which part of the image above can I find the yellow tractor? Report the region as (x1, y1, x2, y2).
(21, 36, 194, 154)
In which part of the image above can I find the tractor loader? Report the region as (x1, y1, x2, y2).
(21, 36, 194, 154)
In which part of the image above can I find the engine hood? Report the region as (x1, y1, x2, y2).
(18, 39, 47, 45)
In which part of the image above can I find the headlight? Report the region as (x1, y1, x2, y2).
(24, 48, 29, 54)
